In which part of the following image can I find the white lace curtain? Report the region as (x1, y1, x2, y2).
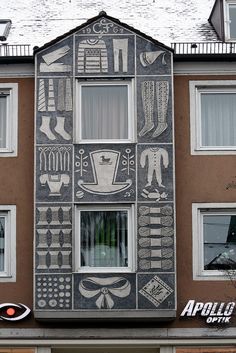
(201, 93, 236, 147)
(81, 85, 128, 140)
(229, 4, 236, 38)
(0, 96, 7, 148)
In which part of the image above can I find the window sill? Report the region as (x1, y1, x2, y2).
(0, 149, 17, 157)
(0, 275, 16, 282)
(34, 309, 176, 322)
(74, 268, 134, 273)
(193, 274, 234, 281)
(74, 140, 135, 144)
(191, 148, 236, 155)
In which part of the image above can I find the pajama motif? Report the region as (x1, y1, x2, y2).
(140, 147, 169, 187)
(77, 39, 108, 73)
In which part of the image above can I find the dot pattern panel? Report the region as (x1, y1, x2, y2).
(35, 274, 72, 309)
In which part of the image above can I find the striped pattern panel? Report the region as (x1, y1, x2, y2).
(78, 39, 108, 73)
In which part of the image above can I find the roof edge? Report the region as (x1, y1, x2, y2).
(173, 53, 236, 61)
(33, 11, 173, 55)
(208, 0, 219, 23)
(0, 56, 33, 64)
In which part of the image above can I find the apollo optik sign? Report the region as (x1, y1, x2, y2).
(180, 300, 235, 323)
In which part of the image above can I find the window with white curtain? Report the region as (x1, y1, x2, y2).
(190, 80, 236, 154)
(76, 80, 134, 142)
(75, 205, 134, 272)
(0, 83, 18, 156)
(225, 0, 236, 40)
(0, 206, 16, 282)
(0, 94, 7, 148)
(192, 203, 236, 280)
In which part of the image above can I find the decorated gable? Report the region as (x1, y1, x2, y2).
(34, 12, 175, 321)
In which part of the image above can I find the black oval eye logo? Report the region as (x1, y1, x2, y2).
(0, 303, 31, 321)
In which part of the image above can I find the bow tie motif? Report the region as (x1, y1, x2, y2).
(79, 277, 131, 309)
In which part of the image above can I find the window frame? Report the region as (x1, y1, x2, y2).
(192, 203, 236, 280)
(75, 79, 135, 143)
(74, 204, 135, 273)
(0, 205, 16, 282)
(224, 0, 236, 41)
(190, 80, 236, 155)
(0, 83, 18, 157)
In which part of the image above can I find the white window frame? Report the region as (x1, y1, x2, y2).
(75, 80, 134, 143)
(192, 202, 236, 281)
(0, 205, 16, 282)
(75, 204, 135, 273)
(190, 80, 236, 155)
(224, 0, 236, 41)
(0, 83, 18, 157)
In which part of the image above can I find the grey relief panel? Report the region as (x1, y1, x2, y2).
(36, 145, 72, 202)
(35, 228, 72, 273)
(35, 274, 72, 310)
(137, 77, 172, 144)
(138, 144, 173, 202)
(74, 144, 136, 202)
(136, 36, 172, 76)
(74, 273, 136, 310)
(36, 204, 72, 227)
(79, 17, 133, 36)
(137, 203, 174, 272)
(138, 273, 175, 310)
(37, 78, 73, 144)
(37, 37, 73, 76)
(75, 35, 134, 76)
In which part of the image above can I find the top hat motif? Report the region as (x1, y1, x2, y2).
(78, 150, 132, 195)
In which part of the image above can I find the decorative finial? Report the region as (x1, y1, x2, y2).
(99, 10, 107, 16)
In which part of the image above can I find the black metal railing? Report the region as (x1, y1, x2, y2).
(0, 44, 31, 56)
(171, 42, 236, 55)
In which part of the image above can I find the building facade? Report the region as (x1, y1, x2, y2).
(0, 2, 236, 353)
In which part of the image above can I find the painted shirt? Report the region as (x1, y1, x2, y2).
(77, 39, 108, 73)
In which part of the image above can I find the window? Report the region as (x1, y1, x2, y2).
(75, 205, 135, 272)
(76, 80, 134, 143)
(225, 0, 236, 40)
(0, 83, 18, 156)
(0, 205, 16, 282)
(190, 80, 236, 155)
(192, 203, 236, 280)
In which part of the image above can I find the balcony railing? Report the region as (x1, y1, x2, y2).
(171, 42, 236, 55)
(1, 42, 236, 57)
(0, 44, 31, 57)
